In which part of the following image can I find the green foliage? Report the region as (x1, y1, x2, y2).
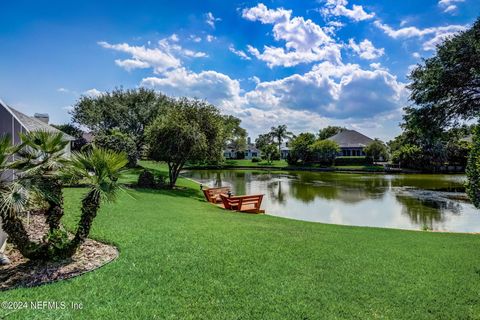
(289, 132, 316, 164)
(364, 139, 389, 162)
(71, 87, 169, 153)
(94, 129, 139, 167)
(269, 125, 293, 152)
(466, 126, 480, 208)
(446, 140, 471, 167)
(255, 133, 274, 151)
(408, 18, 480, 126)
(52, 123, 87, 151)
(223, 115, 247, 152)
(251, 157, 261, 163)
(260, 144, 279, 164)
(310, 140, 340, 165)
(146, 98, 224, 187)
(318, 126, 346, 140)
(391, 144, 423, 168)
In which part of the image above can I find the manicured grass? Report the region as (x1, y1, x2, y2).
(1, 163, 480, 319)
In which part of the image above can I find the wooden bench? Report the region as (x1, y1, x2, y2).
(220, 194, 265, 214)
(202, 187, 231, 203)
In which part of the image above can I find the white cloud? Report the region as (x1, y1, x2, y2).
(244, 62, 406, 119)
(348, 39, 384, 60)
(141, 68, 242, 108)
(98, 41, 181, 73)
(374, 21, 467, 51)
(114, 59, 150, 71)
(57, 88, 69, 93)
(206, 35, 216, 42)
(84, 88, 103, 97)
(242, 4, 341, 67)
(190, 35, 202, 43)
(229, 45, 251, 60)
(99, 36, 207, 73)
(205, 12, 221, 28)
(438, 0, 464, 13)
(321, 0, 375, 22)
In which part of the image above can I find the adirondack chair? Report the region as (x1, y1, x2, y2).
(202, 187, 231, 203)
(220, 193, 265, 214)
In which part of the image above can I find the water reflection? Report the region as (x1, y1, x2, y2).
(182, 170, 479, 232)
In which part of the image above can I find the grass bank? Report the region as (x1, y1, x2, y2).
(1, 163, 479, 319)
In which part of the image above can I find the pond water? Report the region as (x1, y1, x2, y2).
(182, 170, 480, 232)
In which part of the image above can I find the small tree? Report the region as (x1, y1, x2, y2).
(310, 140, 340, 165)
(146, 98, 224, 188)
(364, 139, 389, 162)
(289, 133, 316, 164)
(391, 144, 423, 169)
(260, 144, 278, 164)
(318, 126, 346, 140)
(94, 129, 139, 167)
(466, 126, 480, 208)
(270, 125, 293, 153)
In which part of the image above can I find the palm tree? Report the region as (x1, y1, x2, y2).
(270, 125, 293, 154)
(0, 135, 41, 259)
(62, 147, 128, 257)
(13, 131, 69, 233)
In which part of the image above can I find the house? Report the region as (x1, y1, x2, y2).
(0, 99, 75, 164)
(327, 129, 373, 156)
(223, 137, 261, 160)
(280, 142, 291, 159)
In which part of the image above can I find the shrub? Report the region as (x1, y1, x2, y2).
(251, 157, 261, 163)
(466, 126, 480, 208)
(137, 170, 156, 188)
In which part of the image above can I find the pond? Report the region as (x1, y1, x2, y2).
(182, 170, 480, 232)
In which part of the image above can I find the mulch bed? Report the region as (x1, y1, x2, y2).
(0, 212, 118, 291)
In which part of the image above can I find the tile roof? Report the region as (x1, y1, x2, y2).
(327, 129, 373, 148)
(3, 102, 75, 141)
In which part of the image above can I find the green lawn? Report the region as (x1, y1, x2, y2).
(223, 159, 288, 167)
(1, 163, 480, 319)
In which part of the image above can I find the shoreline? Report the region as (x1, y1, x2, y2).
(184, 165, 464, 175)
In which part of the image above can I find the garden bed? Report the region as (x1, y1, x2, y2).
(0, 213, 118, 291)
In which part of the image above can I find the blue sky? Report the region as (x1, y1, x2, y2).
(1, 0, 479, 140)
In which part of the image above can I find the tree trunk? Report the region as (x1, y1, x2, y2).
(45, 179, 64, 233)
(168, 161, 185, 188)
(1, 210, 49, 260)
(62, 190, 100, 258)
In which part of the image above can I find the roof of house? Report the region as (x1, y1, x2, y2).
(327, 129, 373, 148)
(1, 100, 75, 140)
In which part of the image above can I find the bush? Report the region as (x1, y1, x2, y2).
(251, 157, 261, 163)
(137, 170, 167, 189)
(334, 156, 373, 166)
(466, 126, 480, 208)
(137, 170, 156, 188)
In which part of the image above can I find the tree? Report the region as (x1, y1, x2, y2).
(289, 133, 316, 164)
(52, 123, 87, 151)
(146, 98, 224, 188)
(391, 144, 423, 169)
(310, 140, 340, 165)
(318, 126, 346, 140)
(408, 18, 480, 128)
(467, 126, 480, 208)
(13, 131, 70, 233)
(61, 147, 128, 257)
(71, 88, 169, 156)
(364, 139, 389, 162)
(223, 115, 247, 153)
(260, 144, 279, 164)
(270, 125, 293, 152)
(255, 133, 274, 151)
(94, 129, 139, 167)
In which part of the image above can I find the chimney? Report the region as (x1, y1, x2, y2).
(247, 137, 251, 145)
(34, 113, 49, 124)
